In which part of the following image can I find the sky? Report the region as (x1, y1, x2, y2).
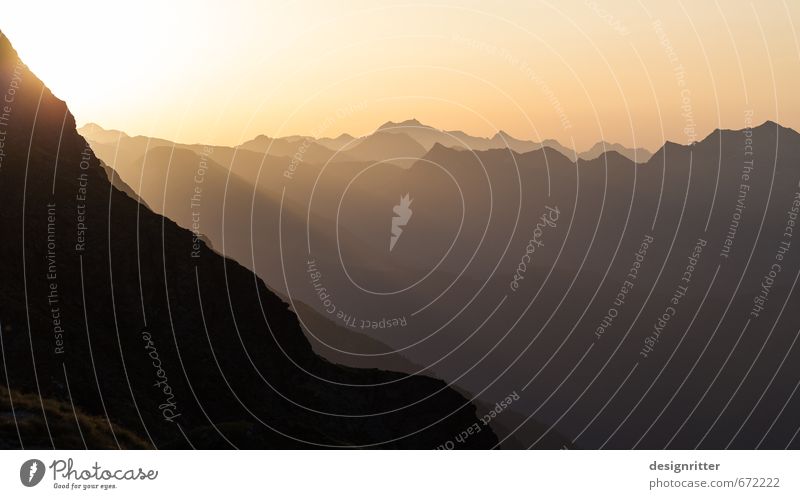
(2, 0, 799, 151)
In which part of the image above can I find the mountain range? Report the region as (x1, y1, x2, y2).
(81, 117, 653, 166)
(78, 103, 800, 449)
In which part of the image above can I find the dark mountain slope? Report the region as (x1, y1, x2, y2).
(0, 32, 496, 449)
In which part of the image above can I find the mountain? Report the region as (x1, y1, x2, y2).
(79, 126, 467, 361)
(375, 119, 485, 151)
(82, 119, 657, 171)
(315, 133, 357, 151)
(343, 130, 427, 167)
(291, 300, 424, 374)
(373, 119, 577, 158)
(78, 122, 130, 144)
(538, 138, 577, 159)
(376, 118, 431, 132)
(0, 31, 497, 449)
(77, 124, 175, 172)
(401, 124, 800, 449)
(96, 159, 149, 209)
(78, 125, 390, 307)
(237, 134, 354, 164)
(485, 130, 541, 153)
(78, 127, 448, 394)
(578, 141, 652, 163)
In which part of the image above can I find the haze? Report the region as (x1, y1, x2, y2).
(2, 0, 799, 151)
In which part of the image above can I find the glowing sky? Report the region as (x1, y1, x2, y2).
(2, 0, 799, 150)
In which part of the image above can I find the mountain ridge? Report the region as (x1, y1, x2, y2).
(80, 119, 800, 167)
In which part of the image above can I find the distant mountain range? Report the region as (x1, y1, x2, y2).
(77, 103, 800, 449)
(81, 117, 654, 166)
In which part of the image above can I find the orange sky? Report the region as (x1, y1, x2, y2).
(2, 0, 799, 151)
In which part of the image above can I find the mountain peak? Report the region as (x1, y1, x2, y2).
(77, 122, 130, 142)
(753, 120, 799, 137)
(80, 122, 104, 132)
(376, 118, 431, 131)
(423, 142, 463, 160)
(492, 130, 525, 142)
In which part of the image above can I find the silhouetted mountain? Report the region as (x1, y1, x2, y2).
(97, 159, 150, 209)
(291, 300, 424, 374)
(372, 119, 577, 157)
(537, 138, 577, 159)
(377, 118, 430, 131)
(404, 124, 800, 449)
(315, 133, 357, 151)
(486, 130, 540, 153)
(79, 125, 386, 317)
(81, 118, 656, 173)
(376, 119, 484, 151)
(578, 141, 652, 163)
(344, 130, 427, 167)
(0, 32, 497, 449)
(79, 122, 130, 143)
(77, 124, 174, 172)
(238, 134, 353, 164)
